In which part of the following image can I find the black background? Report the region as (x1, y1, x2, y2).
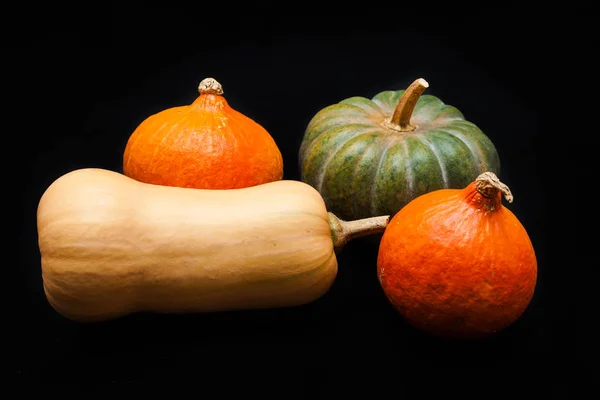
(12, 3, 591, 394)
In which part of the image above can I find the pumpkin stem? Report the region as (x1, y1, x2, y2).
(475, 172, 513, 203)
(328, 212, 389, 252)
(388, 78, 429, 132)
(198, 77, 224, 95)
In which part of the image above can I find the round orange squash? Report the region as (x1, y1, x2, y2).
(377, 171, 537, 339)
(123, 77, 283, 189)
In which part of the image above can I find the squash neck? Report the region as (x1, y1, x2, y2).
(191, 94, 228, 111)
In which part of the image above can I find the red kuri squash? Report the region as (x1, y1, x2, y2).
(377, 171, 537, 339)
(123, 77, 283, 189)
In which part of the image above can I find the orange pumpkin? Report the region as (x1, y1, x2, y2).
(123, 77, 283, 189)
(377, 172, 537, 339)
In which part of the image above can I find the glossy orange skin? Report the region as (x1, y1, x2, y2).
(123, 91, 283, 189)
(377, 181, 537, 339)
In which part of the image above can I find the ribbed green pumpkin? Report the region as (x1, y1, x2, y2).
(298, 78, 501, 221)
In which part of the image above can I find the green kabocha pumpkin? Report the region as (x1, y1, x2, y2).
(298, 78, 501, 221)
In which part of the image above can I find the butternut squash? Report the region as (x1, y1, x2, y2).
(37, 168, 389, 322)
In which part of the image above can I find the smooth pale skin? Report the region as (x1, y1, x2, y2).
(37, 168, 338, 322)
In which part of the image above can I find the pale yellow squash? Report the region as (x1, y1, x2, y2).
(37, 168, 388, 322)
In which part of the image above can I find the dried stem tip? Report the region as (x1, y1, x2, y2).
(198, 77, 224, 95)
(475, 172, 513, 203)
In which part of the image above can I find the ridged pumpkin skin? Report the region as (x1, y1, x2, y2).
(377, 172, 537, 339)
(36, 168, 388, 322)
(299, 78, 501, 221)
(123, 77, 283, 190)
